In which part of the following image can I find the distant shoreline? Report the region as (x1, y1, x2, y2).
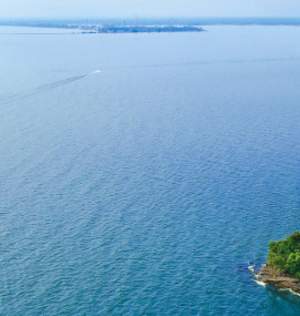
(0, 26, 205, 34)
(1, 17, 300, 35)
(1, 17, 300, 33)
(0, 23, 206, 34)
(77, 25, 205, 34)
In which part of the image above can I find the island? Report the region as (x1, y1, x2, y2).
(0, 19, 205, 34)
(78, 25, 205, 34)
(256, 232, 300, 295)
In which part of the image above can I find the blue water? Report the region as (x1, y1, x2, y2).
(1, 25, 300, 315)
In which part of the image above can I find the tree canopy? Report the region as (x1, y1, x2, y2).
(268, 232, 300, 279)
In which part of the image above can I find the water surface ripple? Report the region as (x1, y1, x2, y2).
(1, 26, 300, 315)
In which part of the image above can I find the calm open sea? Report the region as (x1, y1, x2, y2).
(1, 25, 300, 315)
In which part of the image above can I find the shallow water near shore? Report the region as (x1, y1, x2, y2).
(1, 25, 300, 315)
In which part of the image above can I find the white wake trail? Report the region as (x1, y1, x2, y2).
(0, 69, 103, 107)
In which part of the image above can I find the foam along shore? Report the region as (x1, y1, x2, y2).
(255, 265, 300, 295)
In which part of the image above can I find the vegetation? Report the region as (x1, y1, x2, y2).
(268, 232, 300, 279)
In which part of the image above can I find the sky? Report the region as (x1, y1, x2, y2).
(1, 0, 300, 18)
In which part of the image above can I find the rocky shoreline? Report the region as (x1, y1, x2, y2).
(255, 265, 300, 295)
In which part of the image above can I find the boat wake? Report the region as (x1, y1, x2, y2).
(1, 55, 299, 107)
(0, 69, 102, 107)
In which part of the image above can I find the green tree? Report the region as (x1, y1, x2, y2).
(286, 252, 300, 278)
(267, 232, 300, 278)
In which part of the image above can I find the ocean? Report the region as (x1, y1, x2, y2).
(1, 25, 300, 315)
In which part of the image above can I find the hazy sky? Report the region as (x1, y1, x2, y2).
(1, 0, 300, 18)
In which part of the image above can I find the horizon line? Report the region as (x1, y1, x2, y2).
(1, 16, 300, 20)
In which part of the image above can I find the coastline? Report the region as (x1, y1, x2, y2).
(254, 265, 300, 296)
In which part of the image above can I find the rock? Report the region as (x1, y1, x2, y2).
(256, 265, 300, 294)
